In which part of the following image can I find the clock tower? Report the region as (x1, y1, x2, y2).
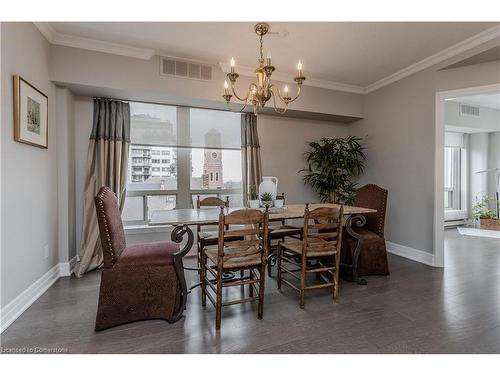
(202, 129, 223, 189)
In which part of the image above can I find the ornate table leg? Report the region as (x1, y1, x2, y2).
(345, 214, 368, 285)
(170, 224, 194, 322)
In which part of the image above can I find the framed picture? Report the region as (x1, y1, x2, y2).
(14, 75, 48, 148)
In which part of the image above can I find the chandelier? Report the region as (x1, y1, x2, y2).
(222, 22, 306, 115)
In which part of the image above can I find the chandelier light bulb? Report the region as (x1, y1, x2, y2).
(297, 60, 303, 72)
(224, 80, 229, 89)
(230, 57, 235, 67)
(284, 85, 289, 94)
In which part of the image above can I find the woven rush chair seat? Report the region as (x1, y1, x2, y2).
(280, 237, 339, 257)
(204, 245, 262, 269)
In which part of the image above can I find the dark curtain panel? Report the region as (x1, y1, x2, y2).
(75, 99, 131, 277)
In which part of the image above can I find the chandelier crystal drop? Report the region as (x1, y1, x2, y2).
(222, 22, 306, 115)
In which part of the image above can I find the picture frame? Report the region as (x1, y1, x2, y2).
(13, 75, 49, 149)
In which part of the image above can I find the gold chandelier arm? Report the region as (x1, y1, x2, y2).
(230, 82, 249, 102)
(270, 90, 288, 114)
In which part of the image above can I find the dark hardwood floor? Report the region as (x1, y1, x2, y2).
(2, 228, 500, 353)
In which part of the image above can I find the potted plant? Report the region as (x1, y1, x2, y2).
(260, 192, 273, 207)
(248, 186, 260, 208)
(300, 136, 365, 204)
(472, 194, 500, 230)
(275, 193, 285, 208)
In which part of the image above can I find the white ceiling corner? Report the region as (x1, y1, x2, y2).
(34, 22, 155, 60)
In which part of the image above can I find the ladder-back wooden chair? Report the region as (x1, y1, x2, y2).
(196, 195, 230, 270)
(201, 207, 269, 330)
(268, 193, 302, 276)
(277, 203, 343, 308)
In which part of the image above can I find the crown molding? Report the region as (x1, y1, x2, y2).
(218, 62, 365, 94)
(33, 22, 155, 60)
(34, 22, 500, 94)
(33, 22, 56, 42)
(364, 24, 500, 94)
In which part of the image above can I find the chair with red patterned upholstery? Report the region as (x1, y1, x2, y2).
(93, 186, 188, 331)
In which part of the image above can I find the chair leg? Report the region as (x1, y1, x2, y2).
(201, 248, 207, 307)
(249, 268, 254, 297)
(299, 255, 306, 309)
(333, 253, 340, 302)
(215, 269, 223, 330)
(258, 264, 266, 320)
(277, 243, 282, 290)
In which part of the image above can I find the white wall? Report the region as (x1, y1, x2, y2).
(258, 115, 350, 204)
(1, 23, 59, 307)
(350, 68, 438, 254)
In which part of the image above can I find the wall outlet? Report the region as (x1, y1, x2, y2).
(43, 245, 49, 259)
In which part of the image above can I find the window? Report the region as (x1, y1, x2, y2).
(444, 132, 467, 219)
(123, 103, 243, 225)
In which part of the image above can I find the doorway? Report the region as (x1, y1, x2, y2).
(434, 84, 500, 267)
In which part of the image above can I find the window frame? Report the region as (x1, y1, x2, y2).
(123, 103, 244, 227)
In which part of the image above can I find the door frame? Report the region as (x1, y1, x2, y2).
(434, 83, 500, 267)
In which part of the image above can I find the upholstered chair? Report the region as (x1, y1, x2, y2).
(93, 186, 187, 331)
(342, 184, 390, 277)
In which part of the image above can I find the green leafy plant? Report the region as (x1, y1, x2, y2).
(260, 192, 273, 202)
(300, 136, 365, 204)
(249, 186, 259, 200)
(472, 194, 497, 220)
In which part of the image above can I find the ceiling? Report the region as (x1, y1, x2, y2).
(45, 22, 498, 89)
(451, 92, 500, 110)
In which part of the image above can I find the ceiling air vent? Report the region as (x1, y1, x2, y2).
(459, 104, 480, 117)
(160, 56, 212, 81)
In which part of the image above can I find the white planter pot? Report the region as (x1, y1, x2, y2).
(274, 199, 284, 208)
(249, 200, 260, 208)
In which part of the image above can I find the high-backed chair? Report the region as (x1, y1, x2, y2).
(201, 207, 269, 330)
(94, 186, 187, 331)
(196, 195, 230, 269)
(277, 204, 343, 308)
(341, 184, 389, 277)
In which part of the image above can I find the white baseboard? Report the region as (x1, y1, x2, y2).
(386, 241, 436, 267)
(0, 259, 75, 334)
(59, 255, 78, 277)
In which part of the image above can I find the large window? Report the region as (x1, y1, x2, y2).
(122, 102, 243, 225)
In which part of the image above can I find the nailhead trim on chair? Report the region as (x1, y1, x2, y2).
(96, 187, 116, 266)
(356, 184, 388, 238)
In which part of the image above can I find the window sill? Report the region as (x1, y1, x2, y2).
(124, 224, 173, 235)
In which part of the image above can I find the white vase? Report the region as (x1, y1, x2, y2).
(274, 199, 284, 208)
(259, 176, 278, 203)
(249, 200, 260, 208)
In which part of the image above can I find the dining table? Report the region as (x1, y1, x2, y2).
(149, 203, 376, 307)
